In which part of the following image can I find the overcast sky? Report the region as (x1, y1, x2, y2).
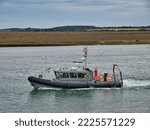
(0, 0, 150, 28)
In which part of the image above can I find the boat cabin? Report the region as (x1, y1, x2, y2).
(54, 68, 94, 81)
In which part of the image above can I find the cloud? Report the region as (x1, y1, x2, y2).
(0, 0, 149, 28)
(0, 0, 149, 15)
(0, 0, 148, 10)
(144, 0, 150, 9)
(0, 0, 148, 18)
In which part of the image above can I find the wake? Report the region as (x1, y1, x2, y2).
(123, 79, 150, 88)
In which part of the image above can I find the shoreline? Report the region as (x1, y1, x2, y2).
(0, 31, 150, 47)
(0, 42, 150, 47)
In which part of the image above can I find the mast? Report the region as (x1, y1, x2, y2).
(83, 47, 88, 68)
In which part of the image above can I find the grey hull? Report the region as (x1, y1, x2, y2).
(28, 76, 123, 89)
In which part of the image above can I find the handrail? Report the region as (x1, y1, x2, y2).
(113, 64, 123, 84)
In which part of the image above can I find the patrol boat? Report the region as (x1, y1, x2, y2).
(28, 47, 123, 89)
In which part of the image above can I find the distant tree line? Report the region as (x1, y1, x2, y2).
(0, 25, 150, 32)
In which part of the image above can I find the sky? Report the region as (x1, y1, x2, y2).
(0, 0, 150, 29)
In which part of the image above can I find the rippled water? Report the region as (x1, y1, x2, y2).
(0, 45, 150, 112)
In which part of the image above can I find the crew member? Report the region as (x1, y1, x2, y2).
(94, 68, 100, 81)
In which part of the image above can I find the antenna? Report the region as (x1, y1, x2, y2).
(83, 47, 88, 68)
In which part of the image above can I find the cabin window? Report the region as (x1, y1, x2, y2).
(70, 73, 77, 78)
(62, 73, 69, 78)
(59, 72, 69, 78)
(55, 72, 69, 78)
(78, 73, 86, 78)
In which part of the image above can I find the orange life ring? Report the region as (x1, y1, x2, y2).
(106, 76, 112, 82)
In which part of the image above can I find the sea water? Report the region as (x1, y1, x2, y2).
(0, 45, 150, 112)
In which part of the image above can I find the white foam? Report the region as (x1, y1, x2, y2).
(123, 79, 150, 88)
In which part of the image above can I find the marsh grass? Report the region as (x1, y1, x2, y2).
(0, 31, 150, 46)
